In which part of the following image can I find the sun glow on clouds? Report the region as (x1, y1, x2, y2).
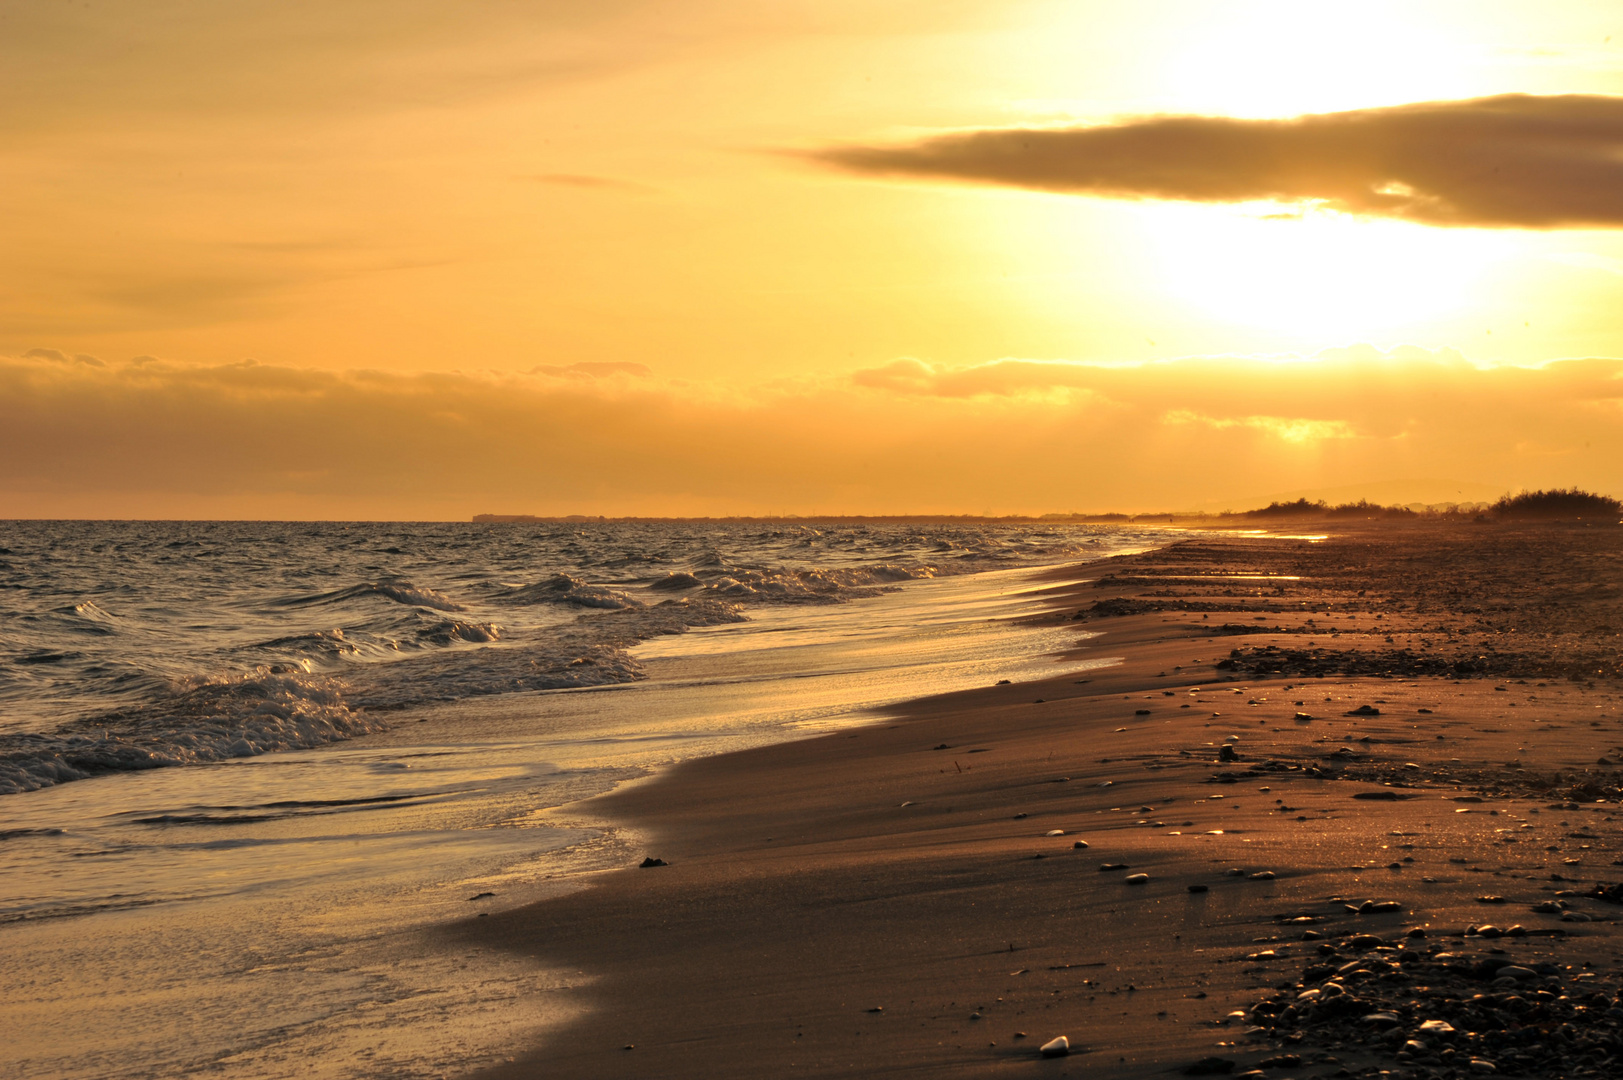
(3, 345, 1622, 518)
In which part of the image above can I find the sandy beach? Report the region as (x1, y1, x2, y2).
(462, 522, 1623, 1079)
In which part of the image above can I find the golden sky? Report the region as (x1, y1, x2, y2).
(4, 0, 1623, 517)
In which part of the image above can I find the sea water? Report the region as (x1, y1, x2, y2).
(0, 520, 1170, 1078)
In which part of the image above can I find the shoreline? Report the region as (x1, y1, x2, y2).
(461, 523, 1623, 1078)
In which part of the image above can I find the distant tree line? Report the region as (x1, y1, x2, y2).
(1245, 488, 1621, 522)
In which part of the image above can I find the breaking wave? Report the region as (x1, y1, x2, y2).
(497, 574, 641, 610)
(277, 580, 465, 612)
(0, 671, 382, 796)
(0, 519, 1169, 796)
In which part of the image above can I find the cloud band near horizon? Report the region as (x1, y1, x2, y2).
(818, 94, 1623, 228)
(3, 347, 1622, 519)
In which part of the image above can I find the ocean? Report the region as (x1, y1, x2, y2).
(0, 519, 1171, 1078)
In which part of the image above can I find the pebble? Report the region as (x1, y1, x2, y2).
(1125, 873, 1149, 884)
(1038, 1035, 1069, 1058)
(1100, 863, 1129, 871)
(1250, 871, 1276, 880)
(1247, 927, 1623, 1080)
(1188, 884, 1209, 893)
(639, 857, 667, 868)
(1045, 829, 1065, 837)
(1072, 840, 1089, 849)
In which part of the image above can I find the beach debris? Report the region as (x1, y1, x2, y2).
(996, 679, 1011, 685)
(639, 857, 667, 868)
(900, 801, 914, 807)
(1125, 873, 1150, 884)
(1038, 1035, 1070, 1058)
(467, 891, 496, 901)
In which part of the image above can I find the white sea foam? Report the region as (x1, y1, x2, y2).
(0, 671, 382, 795)
(0, 519, 1172, 791)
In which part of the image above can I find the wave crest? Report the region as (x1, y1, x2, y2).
(0, 671, 383, 796)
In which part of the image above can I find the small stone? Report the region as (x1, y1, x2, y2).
(1259, 1054, 1302, 1068)
(1039, 1035, 1070, 1058)
(639, 857, 667, 868)
(1496, 966, 1536, 980)
(1046, 829, 1065, 837)
(1419, 1020, 1456, 1036)
(1125, 873, 1149, 884)
(1188, 884, 1209, 893)
(1406, 927, 1427, 938)
(1363, 1012, 1401, 1028)
(1468, 1060, 1496, 1074)
(1250, 871, 1276, 880)
(1476, 895, 1506, 904)
(1100, 863, 1129, 871)
(1073, 840, 1088, 849)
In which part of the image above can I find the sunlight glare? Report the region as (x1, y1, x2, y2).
(1139, 202, 1512, 338)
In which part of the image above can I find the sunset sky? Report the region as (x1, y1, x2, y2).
(5, 1, 1623, 518)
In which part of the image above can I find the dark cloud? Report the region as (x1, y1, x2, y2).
(22, 347, 104, 366)
(819, 94, 1623, 228)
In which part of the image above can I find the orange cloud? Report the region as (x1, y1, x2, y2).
(2, 348, 1621, 518)
(819, 95, 1623, 228)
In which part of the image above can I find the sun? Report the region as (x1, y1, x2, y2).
(1138, 201, 1515, 338)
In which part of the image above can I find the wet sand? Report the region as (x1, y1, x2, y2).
(464, 522, 1623, 1078)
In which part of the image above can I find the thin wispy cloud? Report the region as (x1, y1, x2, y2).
(818, 94, 1623, 228)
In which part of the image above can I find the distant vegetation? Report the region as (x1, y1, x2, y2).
(1242, 488, 1621, 522)
(1245, 498, 1420, 520)
(1491, 488, 1623, 521)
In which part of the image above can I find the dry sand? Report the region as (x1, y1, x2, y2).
(463, 522, 1623, 1079)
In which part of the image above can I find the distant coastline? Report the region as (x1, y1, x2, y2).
(475, 488, 1623, 526)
